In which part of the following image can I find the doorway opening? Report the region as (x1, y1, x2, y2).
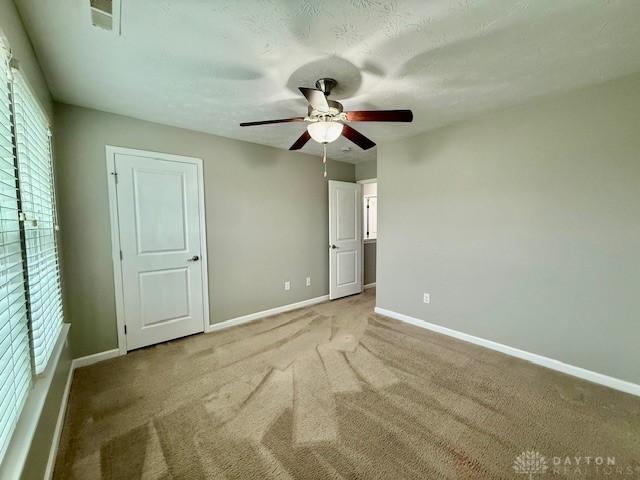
(358, 179, 377, 291)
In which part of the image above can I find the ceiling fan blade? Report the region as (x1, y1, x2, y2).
(345, 110, 413, 122)
(240, 117, 305, 127)
(299, 87, 330, 111)
(342, 124, 376, 150)
(289, 130, 311, 150)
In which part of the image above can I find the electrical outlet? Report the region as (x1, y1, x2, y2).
(423, 293, 430, 304)
(284, 281, 291, 291)
(306, 276, 311, 287)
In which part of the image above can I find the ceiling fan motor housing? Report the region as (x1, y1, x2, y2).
(315, 78, 337, 96)
(307, 100, 344, 119)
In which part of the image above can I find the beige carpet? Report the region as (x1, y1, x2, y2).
(55, 289, 640, 479)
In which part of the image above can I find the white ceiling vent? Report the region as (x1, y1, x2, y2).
(90, 0, 122, 35)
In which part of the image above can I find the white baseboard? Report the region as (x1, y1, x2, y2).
(374, 307, 640, 397)
(45, 347, 123, 479)
(71, 348, 121, 369)
(43, 360, 74, 480)
(364, 283, 376, 290)
(206, 295, 329, 333)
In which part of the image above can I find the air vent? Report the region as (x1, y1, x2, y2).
(90, 0, 121, 34)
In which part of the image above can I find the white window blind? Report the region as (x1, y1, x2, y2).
(0, 43, 31, 464)
(12, 69, 63, 375)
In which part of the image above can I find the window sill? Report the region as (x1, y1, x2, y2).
(364, 238, 377, 244)
(0, 324, 70, 479)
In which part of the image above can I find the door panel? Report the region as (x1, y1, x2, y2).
(336, 250, 357, 286)
(336, 188, 357, 241)
(138, 267, 190, 326)
(134, 169, 188, 253)
(115, 153, 206, 350)
(329, 181, 362, 300)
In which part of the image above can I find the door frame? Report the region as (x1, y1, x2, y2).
(105, 145, 210, 355)
(357, 178, 377, 288)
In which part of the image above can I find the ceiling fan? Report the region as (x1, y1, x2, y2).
(240, 78, 413, 176)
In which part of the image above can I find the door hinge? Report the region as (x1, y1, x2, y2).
(110, 171, 118, 184)
(119, 250, 123, 261)
(124, 325, 127, 335)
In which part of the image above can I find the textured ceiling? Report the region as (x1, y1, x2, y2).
(15, 0, 640, 163)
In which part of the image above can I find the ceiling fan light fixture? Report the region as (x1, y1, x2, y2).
(307, 121, 343, 144)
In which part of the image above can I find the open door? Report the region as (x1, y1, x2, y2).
(329, 180, 363, 300)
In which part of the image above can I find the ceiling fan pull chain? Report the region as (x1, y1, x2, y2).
(323, 143, 327, 178)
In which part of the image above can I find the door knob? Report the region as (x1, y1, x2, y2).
(188, 255, 200, 262)
(330, 244, 338, 249)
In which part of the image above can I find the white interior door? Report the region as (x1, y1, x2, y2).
(112, 150, 207, 350)
(329, 180, 362, 300)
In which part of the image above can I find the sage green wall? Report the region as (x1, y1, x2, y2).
(364, 242, 376, 286)
(53, 103, 355, 358)
(377, 72, 640, 384)
(355, 157, 377, 181)
(0, 0, 51, 117)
